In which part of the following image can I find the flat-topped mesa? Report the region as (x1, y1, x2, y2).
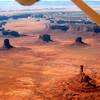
(2, 30, 20, 37)
(3, 39, 14, 49)
(39, 34, 53, 43)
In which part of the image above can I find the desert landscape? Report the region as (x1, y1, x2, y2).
(0, 16, 100, 100)
(0, 0, 100, 98)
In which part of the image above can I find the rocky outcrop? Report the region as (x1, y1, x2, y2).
(93, 26, 100, 33)
(39, 34, 53, 43)
(2, 30, 20, 37)
(3, 39, 14, 49)
(75, 37, 86, 44)
(71, 37, 88, 47)
(68, 65, 96, 92)
(50, 25, 69, 31)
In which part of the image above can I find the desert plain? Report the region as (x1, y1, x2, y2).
(0, 19, 100, 100)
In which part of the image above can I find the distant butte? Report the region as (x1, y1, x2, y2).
(71, 37, 88, 47)
(3, 39, 14, 49)
(39, 34, 53, 43)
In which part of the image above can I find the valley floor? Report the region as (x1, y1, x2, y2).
(0, 35, 100, 100)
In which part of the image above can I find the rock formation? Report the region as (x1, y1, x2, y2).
(2, 30, 20, 37)
(80, 65, 96, 88)
(50, 25, 69, 31)
(93, 25, 100, 33)
(68, 65, 96, 92)
(75, 37, 86, 44)
(39, 34, 53, 43)
(3, 39, 14, 49)
(71, 37, 88, 47)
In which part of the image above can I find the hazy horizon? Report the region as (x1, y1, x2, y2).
(0, 0, 100, 11)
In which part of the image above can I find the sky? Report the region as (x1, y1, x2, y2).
(0, 0, 100, 11)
